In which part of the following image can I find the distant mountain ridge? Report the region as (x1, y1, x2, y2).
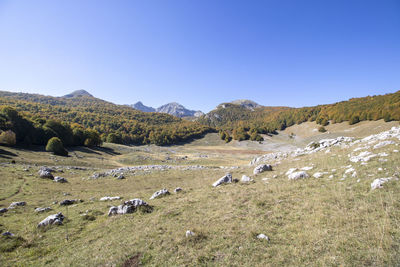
(131, 101, 204, 118)
(63, 89, 93, 98)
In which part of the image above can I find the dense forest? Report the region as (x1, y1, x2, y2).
(0, 91, 213, 147)
(198, 90, 400, 141)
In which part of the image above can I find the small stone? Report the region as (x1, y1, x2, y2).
(174, 187, 183, 193)
(257, 233, 270, 241)
(60, 199, 81, 206)
(99, 196, 121, 201)
(186, 230, 195, 237)
(1, 231, 14, 237)
(241, 175, 253, 183)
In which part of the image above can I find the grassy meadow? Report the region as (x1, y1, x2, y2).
(1, 121, 400, 266)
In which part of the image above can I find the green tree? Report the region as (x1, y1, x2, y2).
(46, 137, 68, 156)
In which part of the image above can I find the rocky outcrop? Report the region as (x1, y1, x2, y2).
(37, 212, 65, 227)
(156, 102, 203, 118)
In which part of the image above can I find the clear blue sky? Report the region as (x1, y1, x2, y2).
(0, 0, 399, 112)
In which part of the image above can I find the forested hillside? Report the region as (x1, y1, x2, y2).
(0, 91, 212, 146)
(198, 90, 400, 141)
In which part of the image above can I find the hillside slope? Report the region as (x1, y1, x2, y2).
(0, 91, 212, 145)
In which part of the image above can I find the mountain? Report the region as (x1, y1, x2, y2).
(156, 102, 204, 118)
(131, 101, 156, 112)
(63, 89, 93, 98)
(230, 99, 262, 110)
(131, 101, 204, 118)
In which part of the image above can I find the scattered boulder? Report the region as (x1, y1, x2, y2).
(38, 167, 55, 179)
(37, 212, 65, 227)
(54, 176, 68, 183)
(253, 164, 272, 175)
(174, 187, 183, 193)
(117, 174, 125, 180)
(350, 151, 377, 163)
(0, 208, 8, 213)
(8, 201, 26, 209)
(35, 207, 52, 213)
(100, 196, 121, 201)
(150, 189, 170, 200)
(212, 173, 233, 187)
(108, 198, 151, 216)
(257, 233, 270, 241)
(371, 177, 397, 190)
(186, 230, 195, 237)
(60, 199, 81, 206)
(241, 175, 253, 183)
(288, 171, 309, 180)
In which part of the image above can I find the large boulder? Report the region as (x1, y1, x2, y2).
(108, 198, 152, 216)
(150, 189, 170, 200)
(253, 164, 272, 175)
(38, 212, 64, 227)
(38, 168, 54, 179)
(212, 173, 233, 187)
(288, 171, 309, 180)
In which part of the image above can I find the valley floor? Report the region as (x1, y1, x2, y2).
(1, 120, 400, 266)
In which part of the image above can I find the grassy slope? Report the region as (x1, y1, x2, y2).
(0, 121, 400, 266)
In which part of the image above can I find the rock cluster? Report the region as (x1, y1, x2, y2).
(253, 164, 272, 175)
(108, 199, 151, 216)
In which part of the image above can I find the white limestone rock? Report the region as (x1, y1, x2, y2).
(8, 201, 26, 209)
(38, 212, 65, 227)
(100, 196, 121, 201)
(241, 175, 253, 183)
(212, 173, 233, 187)
(288, 171, 309, 180)
(253, 164, 272, 175)
(108, 198, 151, 216)
(35, 207, 52, 213)
(371, 177, 397, 190)
(150, 189, 170, 200)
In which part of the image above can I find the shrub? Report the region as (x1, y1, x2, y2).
(0, 130, 16, 146)
(106, 133, 122, 144)
(46, 137, 68, 156)
(349, 115, 360, 125)
(318, 126, 327, 133)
